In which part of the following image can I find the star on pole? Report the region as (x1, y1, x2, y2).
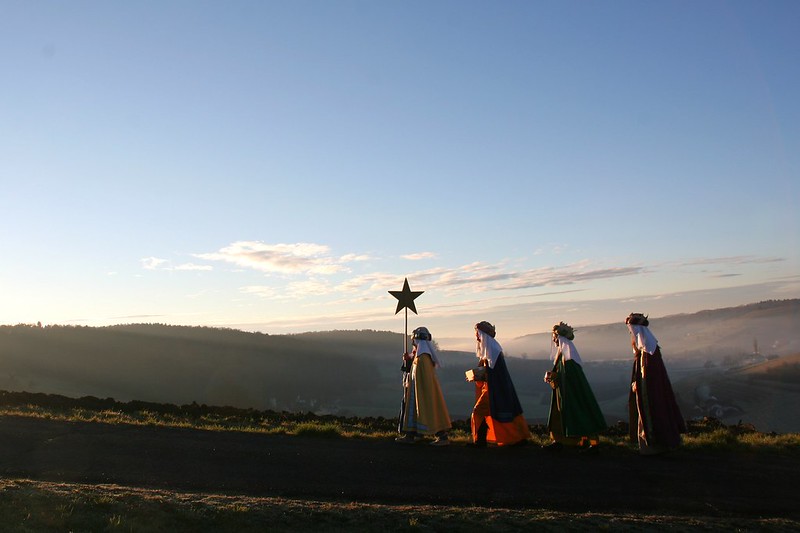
(389, 278, 424, 315)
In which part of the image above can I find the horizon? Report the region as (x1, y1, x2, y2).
(2, 2, 798, 350)
(6, 297, 796, 354)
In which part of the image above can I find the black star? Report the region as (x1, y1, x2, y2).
(388, 278, 424, 315)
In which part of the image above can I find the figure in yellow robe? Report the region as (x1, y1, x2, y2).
(397, 327, 451, 446)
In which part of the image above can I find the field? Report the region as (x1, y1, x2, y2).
(1, 391, 799, 531)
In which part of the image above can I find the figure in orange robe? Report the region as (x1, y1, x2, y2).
(469, 321, 530, 446)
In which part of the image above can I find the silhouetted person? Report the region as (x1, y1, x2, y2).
(467, 321, 530, 447)
(396, 327, 451, 446)
(626, 313, 686, 455)
(543, 322, 606, 453)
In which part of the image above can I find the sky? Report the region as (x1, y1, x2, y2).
(2, 1, 798, 351)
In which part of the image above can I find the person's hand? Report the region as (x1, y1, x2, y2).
(402, 352, 413, 362)
(631, 381, 637, 393)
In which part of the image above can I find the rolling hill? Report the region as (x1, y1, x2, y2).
(504, 299, 800, 362)
(0, 299, 797, 429)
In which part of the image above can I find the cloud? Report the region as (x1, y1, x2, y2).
(402, 252, 437, 260)
(268, 260, 642, 303)
(338, 272, 408, 293)
(339, 253, 372, 262)
(141, 257, 168, 270)
(410, 262, 645, 293)
(196, 241, 354, 275)
(675, 255, 784, 267)
(140, 257, 213, 272)
(229, 244, 786, 311)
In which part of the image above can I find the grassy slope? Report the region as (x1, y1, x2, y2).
(1, 390, 799, 531)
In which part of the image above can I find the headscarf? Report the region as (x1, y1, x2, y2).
(475, 323, 503, 369)
(627, 324, 659, 354)
(412, 326, 440, 366)
(414, 339, 440, 367)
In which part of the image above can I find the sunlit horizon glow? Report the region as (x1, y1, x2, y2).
(1, 2, 798, 351)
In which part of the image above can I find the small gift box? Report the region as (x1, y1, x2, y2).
(465, 367, 488, 382)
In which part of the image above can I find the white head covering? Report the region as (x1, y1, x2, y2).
(552, 336, 583, 365)
(414, 339, 440, 367)
(628, 324, 659, 354)
(476, 329, 503, 369)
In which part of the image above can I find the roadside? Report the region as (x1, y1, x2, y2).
(1, 415, 798, 521)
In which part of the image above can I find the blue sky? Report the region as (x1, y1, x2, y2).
(2, 1, 798, 350)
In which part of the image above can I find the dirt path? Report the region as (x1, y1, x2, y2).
(0, 415, 796, 519)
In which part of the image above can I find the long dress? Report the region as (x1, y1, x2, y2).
(400, 352, 451, 436)
(547, 342, 607, 444)
(471, 353, 530, 446)
(629, 345, 686, 454)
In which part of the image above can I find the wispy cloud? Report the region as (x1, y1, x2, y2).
(210, 243, 786, 310)
(340, 253, 372, 262)
(402, 252, 437, 260)
(674, 255, 784, 267)
(196, 241, 360, 275)
(238, 259, 646, 303)
(141, 257, 168, 270)
(140, 257, 213, 272)
(408, 261, 645, 294)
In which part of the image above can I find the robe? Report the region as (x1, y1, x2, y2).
(400, 353, 451, 435)
(471, 353, 530, 445)
(629, 346, 686, 454)
(547, 356, 606, 444)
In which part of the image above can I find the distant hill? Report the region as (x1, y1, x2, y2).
(0, 324, 401, 416)
(504, 299, 800, 362)
(1, 299, 798, 426)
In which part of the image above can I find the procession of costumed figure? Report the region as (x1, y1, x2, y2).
(543, 322, 607, 452)
(626, 313, 686, 455)
(467, 321, 531, 447)
(395, 326, 451, 446)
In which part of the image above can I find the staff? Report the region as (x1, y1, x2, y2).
(388, 278, 423, 435)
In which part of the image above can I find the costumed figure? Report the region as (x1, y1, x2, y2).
(396, 327, 452, 446)
(626, 313, 686, 455)
(543, 322, 606, 452)
(467, 321, 530, 447)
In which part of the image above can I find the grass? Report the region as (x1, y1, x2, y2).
(1, 390, 799, 452)
(2, 479, 798, 533)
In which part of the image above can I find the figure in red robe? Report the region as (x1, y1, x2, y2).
(626, 313, 686, 455)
